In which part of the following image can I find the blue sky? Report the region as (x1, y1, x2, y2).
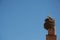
(0, 0, 60, 40)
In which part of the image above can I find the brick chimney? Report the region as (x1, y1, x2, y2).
(44, 16, 57, 40)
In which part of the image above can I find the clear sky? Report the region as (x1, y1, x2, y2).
(0, 0, 60, 40)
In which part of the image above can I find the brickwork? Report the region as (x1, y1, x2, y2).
(46, 35, 57, 40)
